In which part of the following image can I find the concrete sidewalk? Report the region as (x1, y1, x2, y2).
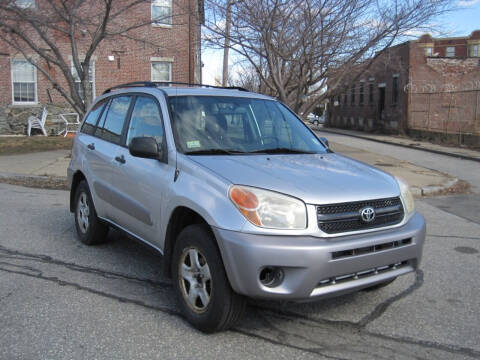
(0, 145, 459, 197)
(317, 126, 480, 162)
(0, 149, 70, 177)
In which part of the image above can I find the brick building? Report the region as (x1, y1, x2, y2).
(0, 0, 203, 135)
(327, 31, 480, 147)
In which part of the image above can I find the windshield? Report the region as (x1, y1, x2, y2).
(169, 96, 328, 155)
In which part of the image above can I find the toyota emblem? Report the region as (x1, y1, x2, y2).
(360, 207, 376, 223)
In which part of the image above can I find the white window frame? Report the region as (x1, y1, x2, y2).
(151, 0, 172, 27)
(71, 60, 96, 102)
(11, 58, 38, 105)
(446, 46, 455, 57)
(425, 47, 433, 56)
(151, 61, 172, 82)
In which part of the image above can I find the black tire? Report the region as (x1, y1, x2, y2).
(172, 224, 246, 333)
(362, 277, 396, 292)
(73, 180, 109, 245)
(314, 120, 319, 126)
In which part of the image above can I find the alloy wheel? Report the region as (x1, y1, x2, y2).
(76, 192, 90, 234)
(178, 247, 212, 313)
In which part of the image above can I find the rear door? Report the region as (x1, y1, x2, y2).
(77, 98, 111, 218)
(109, 94, 173, 244)
(91, 95, 134, 221)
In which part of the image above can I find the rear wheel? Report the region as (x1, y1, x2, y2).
(74, 180, 109, 245)
(172, 224, 246, 333)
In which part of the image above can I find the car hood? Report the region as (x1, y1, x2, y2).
(190, 153, 400, 204)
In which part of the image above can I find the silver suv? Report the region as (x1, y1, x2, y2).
(68, 82, 426, 333)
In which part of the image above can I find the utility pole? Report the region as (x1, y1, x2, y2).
(222, 0, 232, 87)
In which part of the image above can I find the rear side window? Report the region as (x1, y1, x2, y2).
(81, 100, 107, 135)
(95, 96, 132, 144)
(126, 96, 164, 147)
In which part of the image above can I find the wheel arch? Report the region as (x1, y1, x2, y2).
(70, 170, 87, 212)
(163, 206, 216, 278)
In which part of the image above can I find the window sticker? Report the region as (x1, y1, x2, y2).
(187, 140, 201, 148)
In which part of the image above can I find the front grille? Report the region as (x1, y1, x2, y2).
(317, 197, 404, 234)
(331, 238, 412, 260)
(316, 261, 410, 288)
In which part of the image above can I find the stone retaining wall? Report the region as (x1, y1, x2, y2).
(0, 104, 77, 135)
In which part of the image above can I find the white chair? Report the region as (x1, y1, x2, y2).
(27, 106, 48, 136)
(58, 112, 80, 137)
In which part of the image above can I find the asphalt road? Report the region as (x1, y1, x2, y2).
(1, 136, 479, 359)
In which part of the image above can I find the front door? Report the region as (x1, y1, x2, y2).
(109, 95, 174, 244)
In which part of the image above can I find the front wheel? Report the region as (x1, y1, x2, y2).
(172, 224, 246, 333)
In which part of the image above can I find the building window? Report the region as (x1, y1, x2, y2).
(15, 0, 35, 8)
(446, 46, 455, 57)
(359, 82, 364, 105)
(425, 47, 433, 56)
(350, 85, 355, 105)
(343, 93, 347, 106)
(152, 0, 172, 26)
(11, 59, 37, 104)
(470, 44, 479, 57)
(369, 83, 374, 105)
(151, 61, 172, 82)
(72, 61, 95, 102)
(392, 76, 399, 105)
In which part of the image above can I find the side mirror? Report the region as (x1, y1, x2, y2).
(320, 137, 329, 148)
(129, 137, 162, 160)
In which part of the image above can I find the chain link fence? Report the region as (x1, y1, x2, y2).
(406, 88, 480, 147)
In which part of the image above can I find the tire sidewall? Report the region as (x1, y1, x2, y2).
(172, 225, 235, 332)
(74, 180, 98, 245)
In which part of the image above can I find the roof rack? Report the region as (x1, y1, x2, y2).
(102, 81, 250, 95)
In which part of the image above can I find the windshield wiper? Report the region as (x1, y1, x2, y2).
(184, 149, 247, 155)
(249, 148, 316, 154)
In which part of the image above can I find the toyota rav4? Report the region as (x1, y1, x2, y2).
(68, 82, 426, 333)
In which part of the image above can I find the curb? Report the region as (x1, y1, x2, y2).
(316, 128, 480, 163)
(411, 178, 459, 198)
(0, 172, 68, 190)
(0, 172, 67, 181)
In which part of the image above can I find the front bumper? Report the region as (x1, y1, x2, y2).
(213, 212, 426, 300)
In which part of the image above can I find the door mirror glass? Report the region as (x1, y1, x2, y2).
(129, 136, 161, 159)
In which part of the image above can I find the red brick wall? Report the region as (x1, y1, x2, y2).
(408, 44, 480, 137)
(0, 0, 201, 107)
(327, 41, 411, 133)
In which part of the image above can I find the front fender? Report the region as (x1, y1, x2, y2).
(160, 156, 246, 247)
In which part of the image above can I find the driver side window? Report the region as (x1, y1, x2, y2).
(126, 96, 164, 147)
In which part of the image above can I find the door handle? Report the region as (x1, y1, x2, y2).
(115, 155, 126, 164)
(87, 143, 95, 150)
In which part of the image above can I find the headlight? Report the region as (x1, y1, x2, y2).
(396, 177, 415, 214)
(229, 185, 307, 229)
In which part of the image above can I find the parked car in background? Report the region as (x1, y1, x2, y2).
(68, 82, 425, 333)
(307, 113, 325, 126)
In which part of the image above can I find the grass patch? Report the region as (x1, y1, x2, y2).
(0, 136, 73, 155)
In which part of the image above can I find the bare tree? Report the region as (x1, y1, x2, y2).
(0, 0, 195, 115)
(204, 0, 454, 115)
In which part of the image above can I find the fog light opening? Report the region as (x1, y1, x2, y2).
(259, 267, 284, 288)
